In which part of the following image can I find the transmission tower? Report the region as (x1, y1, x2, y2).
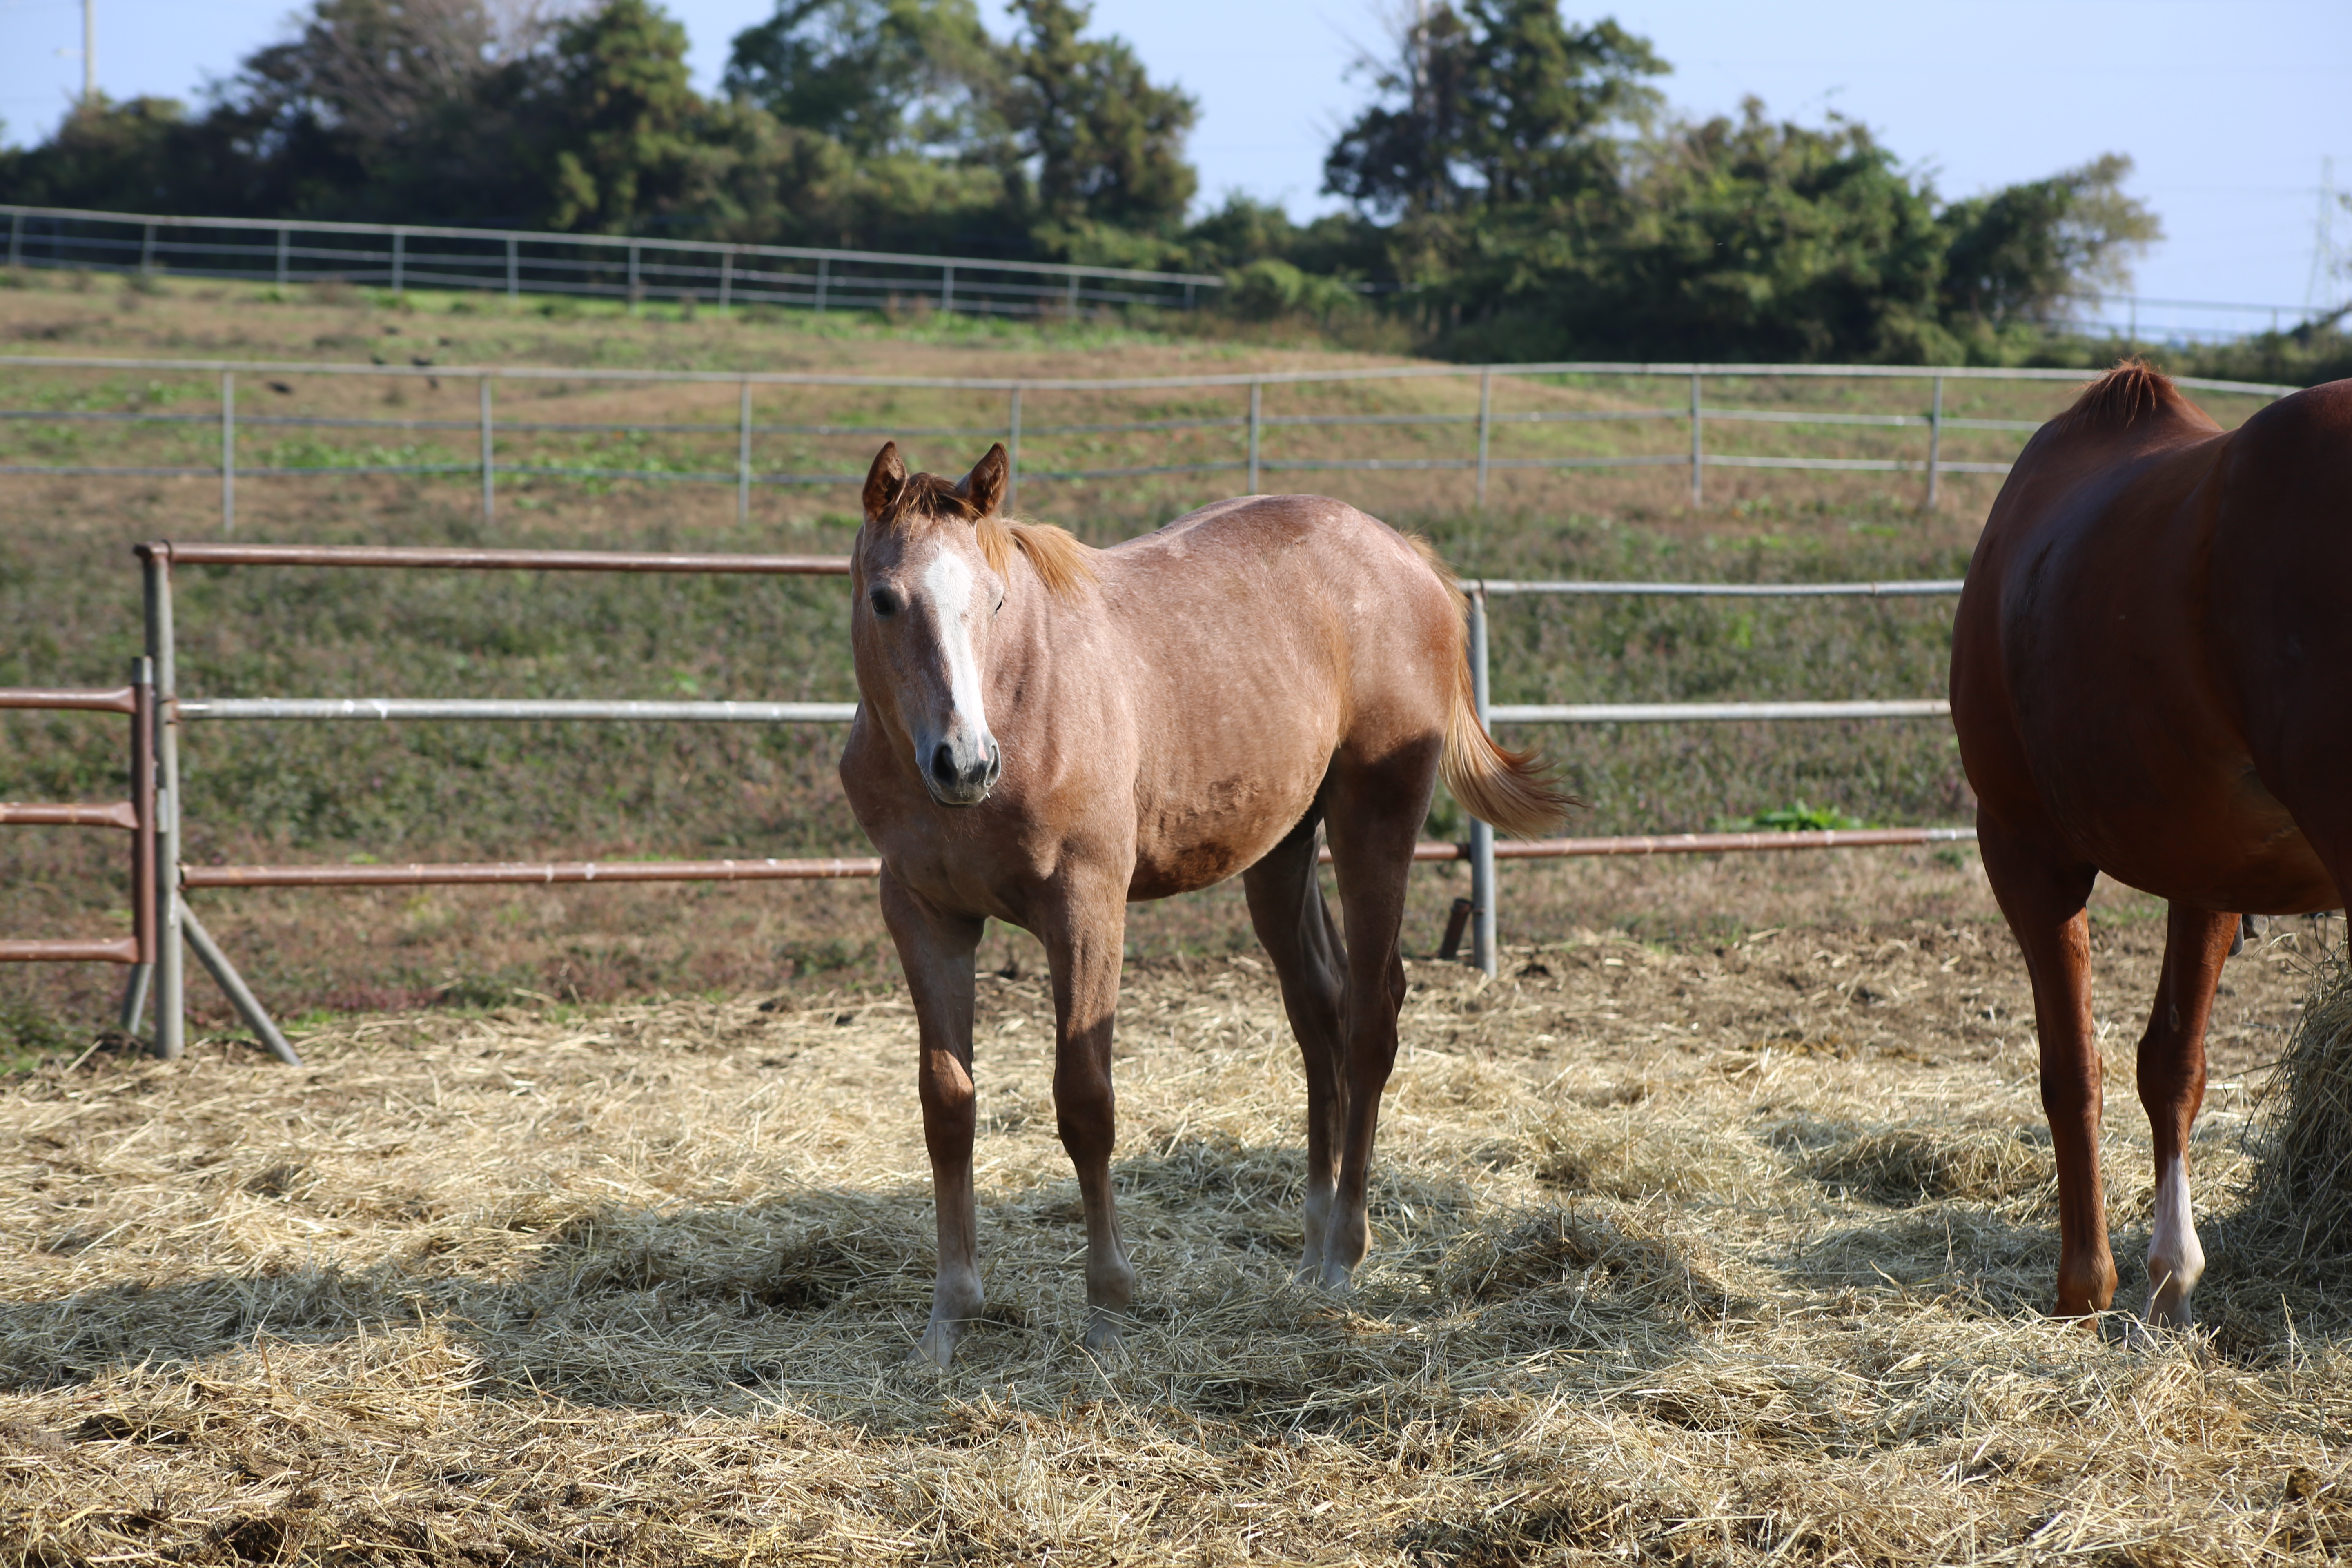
(2309, 157, 2343, 316)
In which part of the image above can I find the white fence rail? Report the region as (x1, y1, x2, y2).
(0, 203, 1218, 316)
(0, 353, 2300, 529)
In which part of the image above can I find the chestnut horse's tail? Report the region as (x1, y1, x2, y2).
(1405, 537, 1579, 839)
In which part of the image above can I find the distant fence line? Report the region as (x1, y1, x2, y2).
(0, 202, 1218, 317)
(0, 352, 2301, 529)
(3, 201, 2329, 345)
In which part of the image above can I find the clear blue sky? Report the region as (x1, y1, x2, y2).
(4, 0, 2345, 321)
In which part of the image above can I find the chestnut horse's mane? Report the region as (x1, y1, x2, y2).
(886, 469, 1097, 601)
(2052, 359, 2187, 436)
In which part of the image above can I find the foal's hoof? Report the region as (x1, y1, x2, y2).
(1312, 1260, 1358, 1293)
(1082, 1312, 1129, 1362)
(910, 1320, 964, 1369)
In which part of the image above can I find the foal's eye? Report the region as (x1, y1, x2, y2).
(869, 586, 902, 617)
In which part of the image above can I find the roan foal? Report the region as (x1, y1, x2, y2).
(839, 442, 1569, 1365)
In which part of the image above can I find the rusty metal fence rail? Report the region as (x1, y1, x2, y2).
(18, 539, 1979, 1064)
(0, 354, 2303, 533)
(0, 673, 155, 974)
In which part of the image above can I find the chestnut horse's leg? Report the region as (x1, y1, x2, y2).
(2137, 903, 2235, 1328)
(879, 870, 988, 1368)
(1977, 815, 2113, 1316)
(1037, 873, 1138, 1355)
(1315, 748, 1436, 1290)
(1241, 808, 1350, 1279)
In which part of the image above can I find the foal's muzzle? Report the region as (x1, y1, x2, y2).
(924, 736, 1002, 807)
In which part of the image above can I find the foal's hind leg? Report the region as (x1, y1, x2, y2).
(1242, 810, 1349, 1279)
(879, 871, 988, 1368)
(1036, 873, 1139, 1355)
(1315, 745, 1437, 1289)
(2136, 904, 2235, 1329)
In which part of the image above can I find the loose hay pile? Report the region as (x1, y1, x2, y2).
(2236, 939, 2352, 1276)
(2, 920, 2346, 1566)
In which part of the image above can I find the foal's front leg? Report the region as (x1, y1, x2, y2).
(1039, 878, 1138, 1354)
(880, 872, 987, 1367)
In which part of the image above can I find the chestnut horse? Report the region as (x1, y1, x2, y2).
(839, 442, 1568, 1365)
(1953, 363, 2352, 1328)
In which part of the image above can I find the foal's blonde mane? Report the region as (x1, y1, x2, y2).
(884, 468, 1097, 602)
(978, 513, 1096, 601)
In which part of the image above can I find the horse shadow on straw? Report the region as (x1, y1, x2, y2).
(0, 1139, 1729, 1404)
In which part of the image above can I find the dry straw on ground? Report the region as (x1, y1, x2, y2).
(2232, 933, 2352, 1283)
(2, 896, 2349, 1566)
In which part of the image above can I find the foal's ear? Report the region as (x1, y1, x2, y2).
(954, 443, 1009, 519)
(862, 442, 908, 521)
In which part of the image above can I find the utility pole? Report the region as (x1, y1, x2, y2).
(81, 0, 96, 103)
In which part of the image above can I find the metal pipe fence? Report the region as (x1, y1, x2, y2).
(0, 203, 1219, 317)
(2, 204, 2324, 344)
(0, 669, 156, 977)
(0, 352, 2301, 532)
(20, 539, 1980, 1062)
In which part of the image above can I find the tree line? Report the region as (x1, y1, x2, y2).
(0, 0, 2166, 363)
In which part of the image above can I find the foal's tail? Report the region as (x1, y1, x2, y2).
(1406, 537, 1579, 839)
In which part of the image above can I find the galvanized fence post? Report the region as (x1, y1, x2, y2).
(274, 226, 288, 288)
(219, 371, 235, 535)
(1006, 386, 1022, 514)
(816, 256, 829, 313)
(1475, 367, 1493, 508)
(942, 264, 955, 314)
(1468, 585, 1497, 977)
(505, 236, 519, 300)
(143, 550, 184, 1059)
(1066, 271, 1080, 315)
(479, 376, 494, 524)
(140, 223, 155, 276)
(391, 228, 405, 293)
(1924, 374, 1944, 511)
(1688, 369, 1704, 506)
(628, 243, 641, 308)
(7, 210, 20, 269)
(737, 380, 753, 526)
(1247, 381, 1262, 493)
(719, 248, 733, 312)
(180, 910, 302, 1066)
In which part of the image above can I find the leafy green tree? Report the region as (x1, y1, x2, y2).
(1581, 102, 1953, 361)
(1324, 0, 1664, 218)
(1002, 0, 1198, 238)
(723, 0, 1006, 158)
(1938, 153, 2160, 327)
(534, 0, 717, 232)
(0, 97, 218, 213)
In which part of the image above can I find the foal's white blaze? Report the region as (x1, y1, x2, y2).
(2146, 1152, 2206, 1324)
(924, 549, 989, 739)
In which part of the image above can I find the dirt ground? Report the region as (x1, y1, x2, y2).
(4, 855, 2347, 1567)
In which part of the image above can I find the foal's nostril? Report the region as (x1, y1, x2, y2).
(931, 744, 958, 785)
